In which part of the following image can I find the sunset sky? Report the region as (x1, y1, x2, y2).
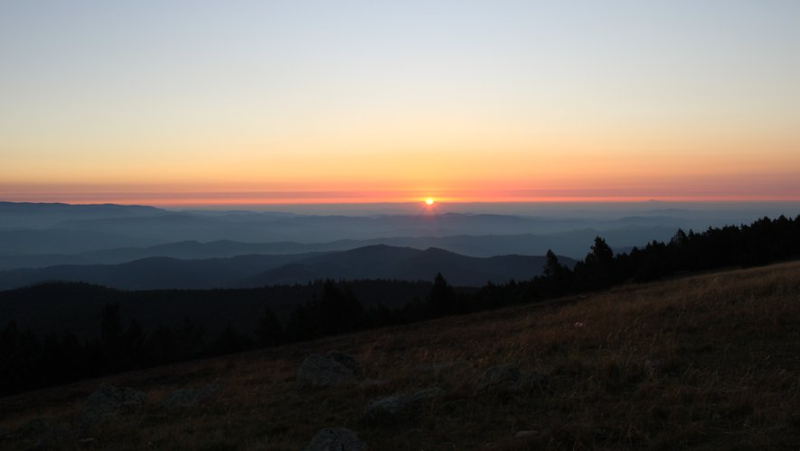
(2, 1, 799, 206)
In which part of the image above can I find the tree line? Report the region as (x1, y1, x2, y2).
(2, 214, 799, 396)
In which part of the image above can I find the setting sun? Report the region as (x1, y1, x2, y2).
(425, 198, 435, 206)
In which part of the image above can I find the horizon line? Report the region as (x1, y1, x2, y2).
(4, 197, 800, 208)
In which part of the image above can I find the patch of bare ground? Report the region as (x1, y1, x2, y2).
(2, 261, 800, 450)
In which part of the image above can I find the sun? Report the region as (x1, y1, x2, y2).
(425, 198, 435, 206)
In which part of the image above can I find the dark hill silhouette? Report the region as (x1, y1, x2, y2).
(0, 246, 572, 290)
(0, 253, 322, 291)
(0, 229, 158, 256)
(239, 245, 572, 287)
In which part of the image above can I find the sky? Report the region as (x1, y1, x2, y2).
(1, 1, 799, 206)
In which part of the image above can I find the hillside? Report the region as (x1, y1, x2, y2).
(1, 261, 798, 450)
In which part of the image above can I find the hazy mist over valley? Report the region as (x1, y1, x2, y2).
(4, 201, 797, 258)
(0, 200, 796, 290)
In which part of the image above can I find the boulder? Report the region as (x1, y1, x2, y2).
(359, 379, 389, 388)
(515, 430, 538, 438)
(305, 428, 367, 451)
(476, 364, 546, 393)
(298, 351, 361, 387)
(79, 385, 147, 430)
(364, 388, 446, 422)
(161, 383, 220, 410)
(324, 351, 361, 376)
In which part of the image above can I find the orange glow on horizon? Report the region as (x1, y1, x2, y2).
(2, 191, 800, 207)
(3, 172, 800, 207)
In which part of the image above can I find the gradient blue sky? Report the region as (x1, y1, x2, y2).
(2, 1, 799, 205)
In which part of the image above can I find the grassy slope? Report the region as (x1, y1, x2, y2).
(2, 261, 799, 450)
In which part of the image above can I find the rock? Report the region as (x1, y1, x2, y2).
(324, 351, 361, 376)
(161, 383, 220, 410)
(477, 364, 523, 391)
(406, 387, 446, 402)
(85, 385, 147, 412)
(298, 351, 361, 387)
(305, 428, 367, 451)
(364, 388, 446, 422)
(515, 430, 538, 438)
(359, 379, 389, 388)
(476, 364, 546, 393)
(79, 385, 147, 430)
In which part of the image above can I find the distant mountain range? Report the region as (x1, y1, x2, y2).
(0, 245, 575, 291)
(0, 231, 645, 270)
(2, 201, 795, 275)
(0, 201, 165, 229)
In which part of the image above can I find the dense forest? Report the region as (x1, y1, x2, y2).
(2, 214, 799, 396)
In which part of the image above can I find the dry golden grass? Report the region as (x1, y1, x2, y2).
(2, 261, 800, 450)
